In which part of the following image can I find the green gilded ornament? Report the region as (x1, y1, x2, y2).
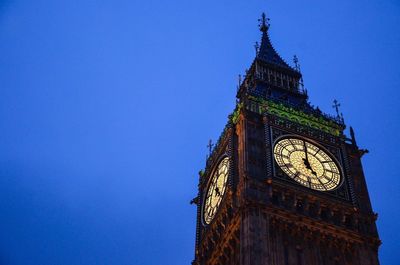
(248, 96, 342, 136)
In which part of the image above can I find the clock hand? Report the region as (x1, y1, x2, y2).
(302, 141, 311, 164)
(302, 141, 318, 176)
(303, 140, 310, 162)
(305, 160, 317, 176)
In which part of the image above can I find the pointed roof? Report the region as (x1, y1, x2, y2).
(256, 13, 297, 73)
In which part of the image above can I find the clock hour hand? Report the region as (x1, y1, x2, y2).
(304, 160, 317, 176)
(302, 141, 317, 176)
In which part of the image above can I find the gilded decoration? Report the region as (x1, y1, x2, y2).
(249, 95, 342, 136)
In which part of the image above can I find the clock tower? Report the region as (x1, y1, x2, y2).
(191, 13, 380, 265)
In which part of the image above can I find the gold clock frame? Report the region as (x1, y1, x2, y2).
(272, 135, 344, 192)
(202, 156, 230, 226)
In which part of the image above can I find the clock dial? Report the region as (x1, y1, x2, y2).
(203, 157, 230, 225)
(273, 137, 341, 191)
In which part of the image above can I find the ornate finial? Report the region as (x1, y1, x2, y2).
(237, 74, 242, 91)
(293, 55, 301, 72)
(332, 99, 341, 118)
(258, 12, 270, 32)
(254, 41, 260, 56)
(293, 55, 305, 93)
(207, 139, 214, 156)
(299, 76, 305, 93)
(350, 126, 357, 146)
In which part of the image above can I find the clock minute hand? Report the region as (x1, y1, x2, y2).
(302, 141, 311, 167)
(303, 141, 310, 163)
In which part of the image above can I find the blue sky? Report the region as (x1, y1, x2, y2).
(0, 1, 399, 264)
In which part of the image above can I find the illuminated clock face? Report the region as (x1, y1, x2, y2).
(203, 157, 230, 225)
(273, 137, 341, 191)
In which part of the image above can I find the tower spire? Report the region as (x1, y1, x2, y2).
(255, 13, 298, 73)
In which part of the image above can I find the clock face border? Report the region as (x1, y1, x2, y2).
(201, 155, 230, 226)
(272, 135, 344, 192)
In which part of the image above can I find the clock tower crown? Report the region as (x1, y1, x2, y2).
(192, 12, 380, 265)
(237, 13, 306, 104)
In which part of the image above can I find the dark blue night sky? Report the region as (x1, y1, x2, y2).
(0, 1, 399, 264)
